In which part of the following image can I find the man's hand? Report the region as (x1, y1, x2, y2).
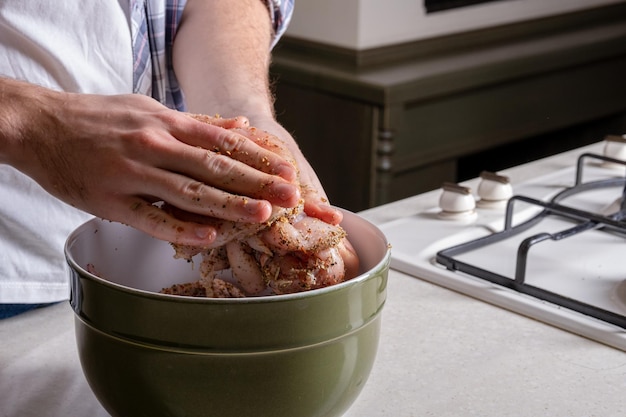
(0, 78, 301, 245)
(172, 0, 342, 225)
(241, 119, 344, 226)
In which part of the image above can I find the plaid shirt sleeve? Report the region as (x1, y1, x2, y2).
(131, 0, 294, 112)
(131, 0, 187, 111)
(265, 0, 295, 48)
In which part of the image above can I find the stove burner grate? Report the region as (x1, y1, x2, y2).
(436, 152, 626, 328)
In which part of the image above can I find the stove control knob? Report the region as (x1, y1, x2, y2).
(602, 134, 626, 170)
(477, 171, 513, 208)
(438, 182, 476, 220)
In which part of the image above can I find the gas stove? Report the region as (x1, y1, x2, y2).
(379, 136, 626, 351)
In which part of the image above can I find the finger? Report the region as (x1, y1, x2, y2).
(177, 116, 298, 182)
(111, 197, 219, 246)
(185, 113, 249, 129)
(138, 165, 300, 222)
(150, 179, 275, 223)
(231, 127, 296, 167)
(152, 146, 301, 210)
(304, 201, 343, 225)
(300, 184, 343, 225)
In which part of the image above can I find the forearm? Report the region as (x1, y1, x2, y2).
(172, 0, 342, 223)
(0, 78, 59, 168)
(173, 0, 275, 120)
(0, 74, 301, 243)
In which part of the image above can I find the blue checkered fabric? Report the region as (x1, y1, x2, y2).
(130, 0, 294, 111)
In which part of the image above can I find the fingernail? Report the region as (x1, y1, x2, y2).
(244, 200, 272, 222)
(273, 182, 299, 202)
(195, 226, 215, 240)
(275, 164, 297, 182)
(244, 201, 261, 214)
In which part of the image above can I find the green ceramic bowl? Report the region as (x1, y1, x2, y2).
(65, 210, 390, 417)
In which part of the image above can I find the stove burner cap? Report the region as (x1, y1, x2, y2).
(602, 135, 626, 170)
(477, 171, 513, 209)
(438, 182, 477, 220)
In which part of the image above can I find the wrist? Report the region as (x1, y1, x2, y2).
(187, 95, 275, 124)
(0, 78, 61, 167)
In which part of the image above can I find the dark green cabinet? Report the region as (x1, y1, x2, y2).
(271, 3, 626, 212)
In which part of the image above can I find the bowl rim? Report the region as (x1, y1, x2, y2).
(65, 212, 391, 305)
(66, 244, 391, 304)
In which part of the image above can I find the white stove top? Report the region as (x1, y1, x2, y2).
(380, 140, 626, 351)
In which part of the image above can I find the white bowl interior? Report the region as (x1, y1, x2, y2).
(66, 211, 388, 294)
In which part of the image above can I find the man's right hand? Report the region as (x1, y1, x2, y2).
(0, 78, 301, 246)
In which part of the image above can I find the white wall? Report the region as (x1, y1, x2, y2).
(286, 0, 625, 49)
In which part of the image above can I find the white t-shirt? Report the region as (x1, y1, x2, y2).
(0, 1, 133, 303)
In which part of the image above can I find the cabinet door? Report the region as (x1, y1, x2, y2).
(273, 82, 377, 212)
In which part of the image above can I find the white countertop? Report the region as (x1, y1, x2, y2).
(2, 142, 625, 417)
